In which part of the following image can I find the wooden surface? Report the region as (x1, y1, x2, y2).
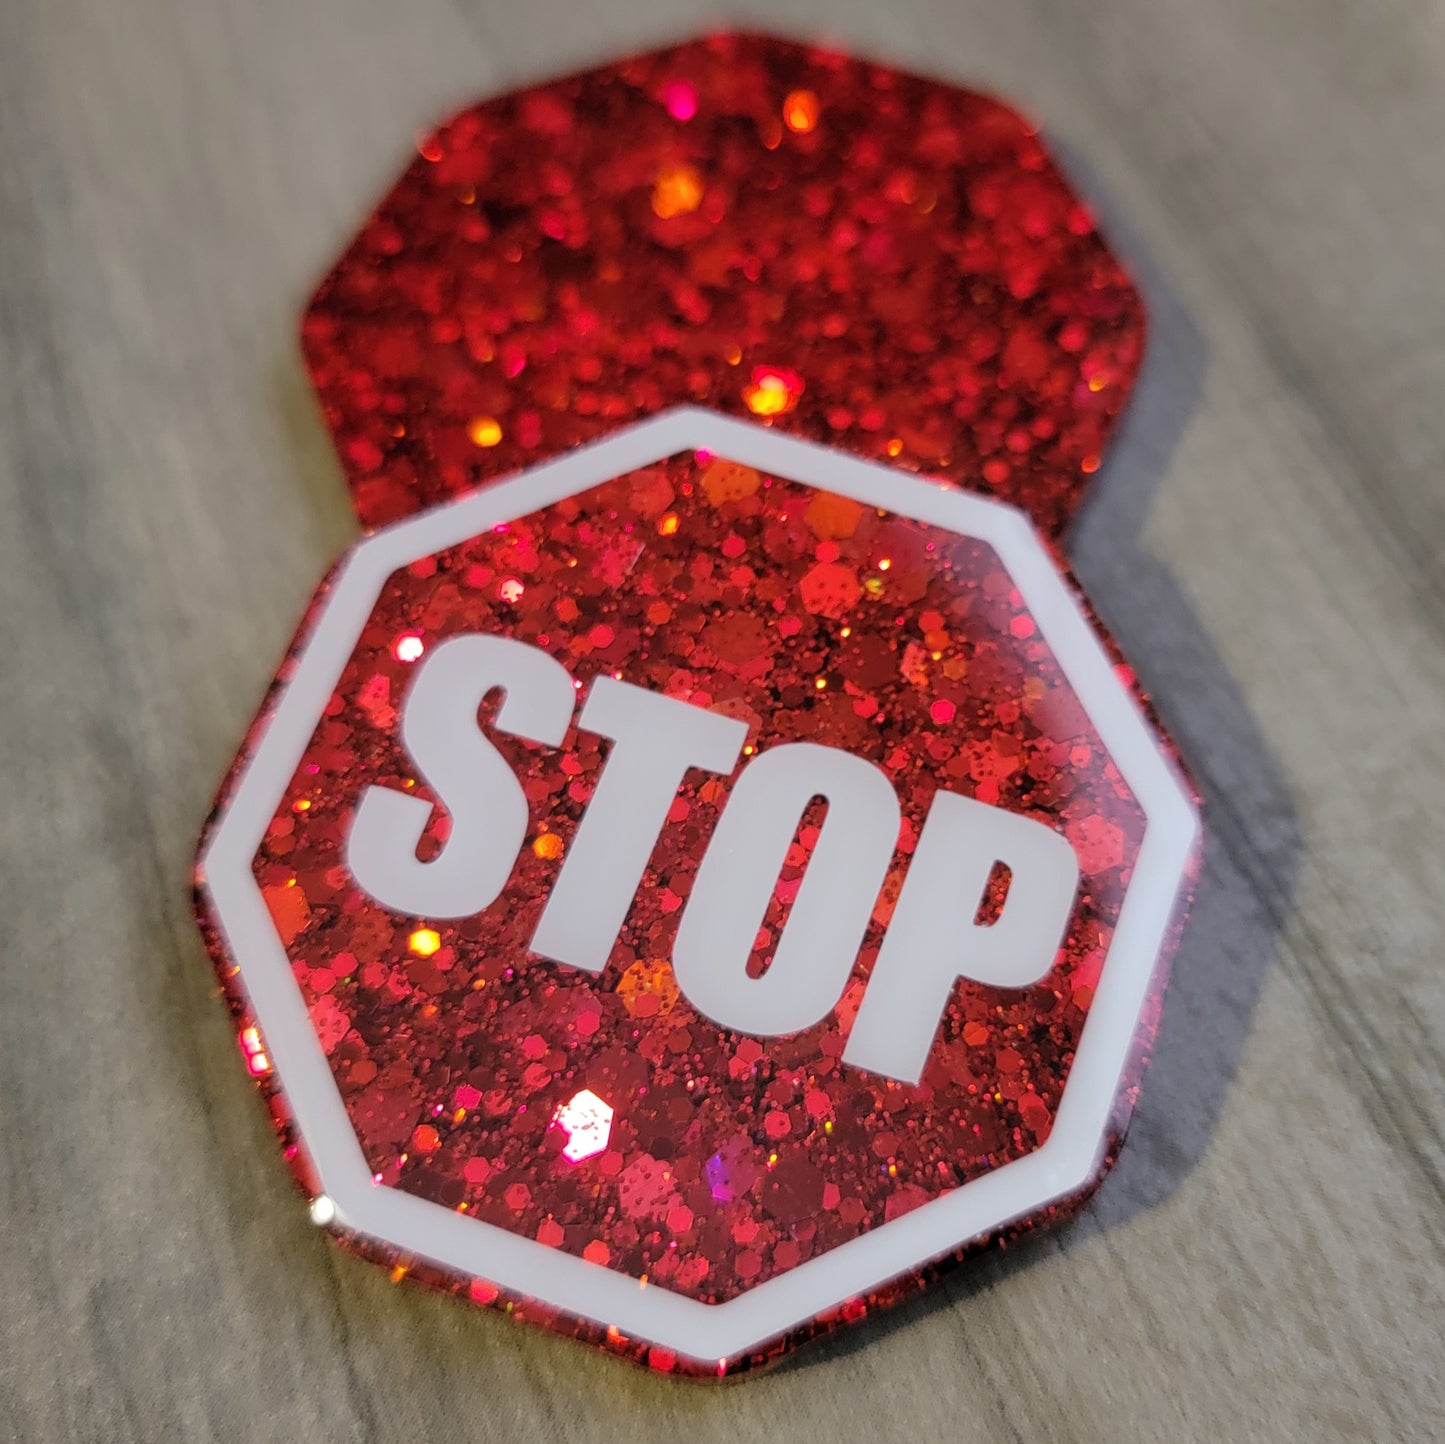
(2, 1, 1442, 1439)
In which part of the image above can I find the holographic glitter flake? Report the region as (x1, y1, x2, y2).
(196, 34, 1200, 1377)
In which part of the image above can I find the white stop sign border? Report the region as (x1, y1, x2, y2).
(197, 406, 1199, 1368)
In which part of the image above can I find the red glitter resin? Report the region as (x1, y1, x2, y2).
(263, 454, 1141, 1275)
(302, 33, 1143, 540)
(195, 34, 1201, 1377)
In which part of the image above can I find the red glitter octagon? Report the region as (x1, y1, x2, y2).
(197, 410, 1196, 1375)
(302, 32, 1144, 542)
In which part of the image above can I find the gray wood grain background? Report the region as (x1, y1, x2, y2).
(2, 1, 1442, 1439)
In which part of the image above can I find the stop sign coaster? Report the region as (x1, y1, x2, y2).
(195, 34, 1200, 1376)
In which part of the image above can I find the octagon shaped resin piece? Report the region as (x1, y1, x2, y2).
(196, 410, 1197, 1374)
(302, 31, 1145, 541)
